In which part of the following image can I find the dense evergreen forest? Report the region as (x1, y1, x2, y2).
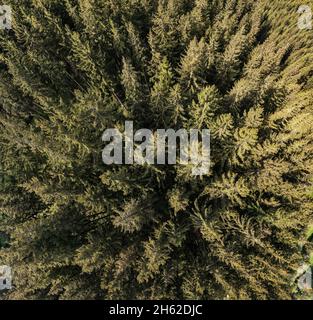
(0, 0, 313, 300)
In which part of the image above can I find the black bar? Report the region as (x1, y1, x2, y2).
(0, 300, 312, 319)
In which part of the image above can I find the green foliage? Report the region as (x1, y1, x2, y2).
(0, 0, 312, 300)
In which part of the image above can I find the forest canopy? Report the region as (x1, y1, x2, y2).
(0, 0, 313, 300)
